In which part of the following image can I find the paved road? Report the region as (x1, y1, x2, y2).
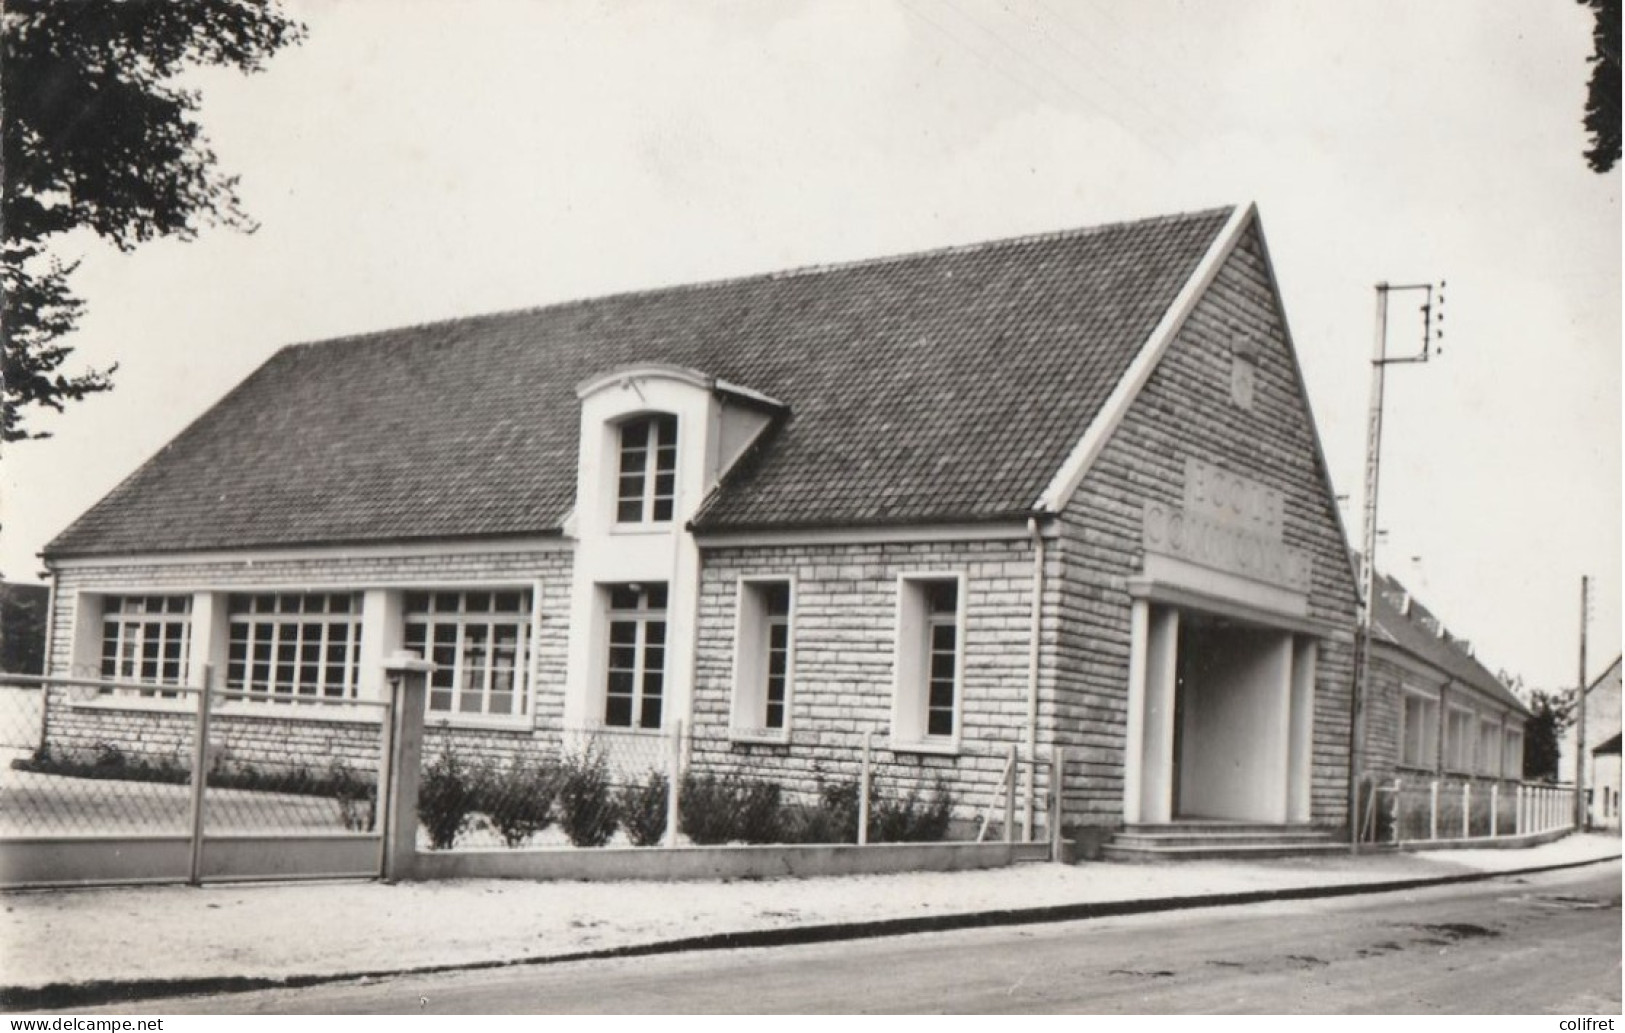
(134, 862, 1620, 1014)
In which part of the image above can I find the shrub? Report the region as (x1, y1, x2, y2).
(556, 745, 618, 847)
(618, 772, 669, 847)
(482, 756, 558, 847)
(679, 773, 735, 845)
(733, 778, 783, 843)
(871, 780, 956, 843)
(781, 778, 876, 844)
(327, 761, 378, 833)
(418, 744, 486, 849)
(679, 772, 782, 844)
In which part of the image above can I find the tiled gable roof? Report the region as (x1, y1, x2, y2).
(46, 208, 1233, 558)
(1371, 573, 1529, 715)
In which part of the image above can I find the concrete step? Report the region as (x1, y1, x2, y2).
(1109, 830, 1339, 849)
(1124, 822, 1323, 835)
(1102, 840, 1352, 863)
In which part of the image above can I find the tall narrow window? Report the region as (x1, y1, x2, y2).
(731, 579, 793, 737)
(615, 414, 678, 523)
(604, 583, 667, 728)
(100, 595, 192, 696)
(226, 593, 362, 701)
(893, 574, 964, 747)
(924, 581, 959, 737)
(404, 589, 533, 718)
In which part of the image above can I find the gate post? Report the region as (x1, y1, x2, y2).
(186, 665, 215, 887)
(382, 652, 432, 882)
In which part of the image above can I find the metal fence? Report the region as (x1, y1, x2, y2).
(415, 723, 1050, 853)
(6, 665, 1058, 883)
(0, 671, 391, 884)
(1357, 775, 1576, 846)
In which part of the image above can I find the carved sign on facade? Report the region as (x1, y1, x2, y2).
(1142, 458, 1313, 592)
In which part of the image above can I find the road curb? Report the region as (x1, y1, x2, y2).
(4, 851, 1618, 1012)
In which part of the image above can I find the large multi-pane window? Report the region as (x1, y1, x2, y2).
(100, 595, 192, 695)
(1400, 690, 1439, 769)
(226, 593, 362, 700)
(604, 583, 667, 728)
(893, 575, 963, 745)
(731, 579, 793, 736)
(404, 590, 533, 718)
(615, 414, 678, 523)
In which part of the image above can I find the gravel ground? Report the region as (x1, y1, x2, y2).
(1, 832, 1617, 992)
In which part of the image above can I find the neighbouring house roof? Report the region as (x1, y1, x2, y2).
(1595, 732, 1622, 757)
(1582, 656, 1622, 699)
(1371, 572, 1529, 716)
(46, 208, 1234, 558)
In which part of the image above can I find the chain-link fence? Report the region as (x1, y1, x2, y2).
(415, 724, 1046, 852)
(0, 674, 390, 841)
(202, 687, 390, 836)
(0, 676, 200, 837)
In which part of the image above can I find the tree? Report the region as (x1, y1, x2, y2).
(1523, 688, 1575, 782)
(1578, 0, 1621, 173)
(2, 1, 305, 441)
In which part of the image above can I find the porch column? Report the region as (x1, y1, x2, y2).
(1138, 605, 1180, 823)
(1286, 637, 1317, 822)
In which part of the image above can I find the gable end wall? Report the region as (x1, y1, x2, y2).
(1044, 224, 1359, 830)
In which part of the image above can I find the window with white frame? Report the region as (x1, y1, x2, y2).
(604, 583, 667, 728)
(731, 579, 793, 737)
(226, 593, 362, 700)
(1444, 705, 1475, 773)
(100, 595, 192, 696)
(1400, 690, 1439, 769)
(1477, 718, 1501, 777)
(1503, 728, 1524, 779)
(615, 414, 678, 523)
(404, 589, 533, 719)
(893, 575, 963, 745)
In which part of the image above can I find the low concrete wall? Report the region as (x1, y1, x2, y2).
(0, 832, 381, 889)
(1399, 827, 1573, 852)
(409, 840, 1051, 882)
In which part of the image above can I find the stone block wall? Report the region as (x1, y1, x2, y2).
(1050, 223, 1361, 830)
(690, 538, 1051, 824)
(42, 544, 574, 772)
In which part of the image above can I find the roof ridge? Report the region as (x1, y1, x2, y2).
(281, 205, 1238, 356)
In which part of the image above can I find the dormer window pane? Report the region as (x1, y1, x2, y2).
(616, 414, 678, 524)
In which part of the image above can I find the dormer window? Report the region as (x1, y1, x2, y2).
(616, 414, 678, 523)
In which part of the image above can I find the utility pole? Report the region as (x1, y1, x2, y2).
(1575, 575, 1590, 829)
(1352, 279, 1444, 847)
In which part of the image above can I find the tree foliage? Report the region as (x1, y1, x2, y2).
(1579, 0, 1621, 173)
(1523, 688, 1575, 782)
(2, 0, 304, 441)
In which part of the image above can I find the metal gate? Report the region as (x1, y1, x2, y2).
(0, 671, 393, 888)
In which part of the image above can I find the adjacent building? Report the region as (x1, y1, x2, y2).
(1361, 573, 1530, 789)
(1560, 656, 1622, 829)
(38, 204, 1361, 842)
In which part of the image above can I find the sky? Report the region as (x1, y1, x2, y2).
(2, 0, 1618, 692)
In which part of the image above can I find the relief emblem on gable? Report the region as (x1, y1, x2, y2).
(1230, 335, 1260, 410)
